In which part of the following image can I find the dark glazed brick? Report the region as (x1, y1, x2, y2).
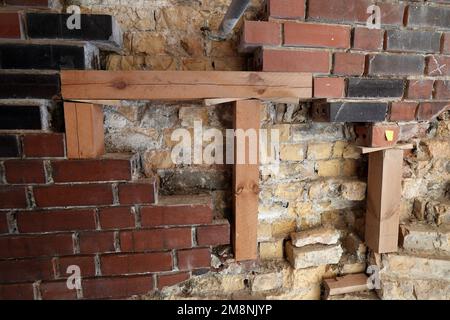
(0, 74, 60, 99)
(27, 13, 114, 41)
(0, 135, 20, 158)
(385, 30, 441, 53)
(0, 106, 41, 130)
(347, 78, 404, 98)
(0, 44, 86, 70)
(408, 5, 450, 29)
(368, 54, 424, 76)
(312, 102, 388, 123)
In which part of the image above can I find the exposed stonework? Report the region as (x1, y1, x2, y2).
(286, 242, 343, 269)
(290, 227, 340, 247)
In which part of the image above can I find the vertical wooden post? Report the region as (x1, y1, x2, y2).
(233, 99, 261, 261)
(365, 149, 403, 253)
(64, 102, 105, 159)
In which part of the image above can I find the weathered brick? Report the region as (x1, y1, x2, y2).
(368, 54, 424, 76)
(390, 102, 418, 121)
(0, 135, 20, 158)
(333, 52, 365, 76)
(240, 20, 281, 51)
(118, 181, 156, 205)
(140, 204, 212, 227)
(33, 184, 113, 208)
(313, 77, 346, 98)
(196, 222, 230, 246)
(157, 272, 190, 290)
(51, 159, 132, 183)
(4, 160, 45, 184)
(267, 0, 305, 19)
(417, 102, 449, 121)
(120, 228, 192, 252)
(355, 124, 400, 148)
(0, 12, 22, 39)
(442, 33, 450, 54)
(0, 234, 73, 259)
(385, 30, 441, 53)
(407, 80, 434, 99)
(0, 105, 42, 130)
(0, 283, 34, 300)
(98, 206, 135, 230)
(0, 213, 8, 234)
(312, 101, 388, 122)
(79, 231, 115, 254)
(353, 27, 383, 51)
(22, 133, 65, 158)
(101, 252, 172, 275)
(427, 55, 450, 76)
(284, 22, 350, 49)
(57, 256, 96, 278)
(177, 248, 211, 270)
(347, 78, 404, 98)
(434, 80, 450, 99)
(17, 209, 96, 233)
(40, 281, 78, 300)
(261, 49, 330, 72)
(0, 186, 28, 209)
(408, 5, 450, 29)
(308, 0, 405, 25)
(0, 258, 54, 283)
(82, 275, 153, 299)
(0, 73, 60, 99)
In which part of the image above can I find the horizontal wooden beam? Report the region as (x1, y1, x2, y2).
(60, 71, 312, 101)
(356, 143, 413, 154)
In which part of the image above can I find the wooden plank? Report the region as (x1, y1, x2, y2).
(357, 143, 413, 154)
(67, 99, 122, 106)
(63, 102, 80, 159)
(204, 98, 245, 106)
(60, 71, 312, 100)
(323, 274, 369, 298)
(365, 149, 404, 253)
(63, 102, 105, 159)
(76, 103, 105, 159)
(233, 99, 260, 261)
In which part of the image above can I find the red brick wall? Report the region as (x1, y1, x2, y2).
(0, 133, 230, 299)
(241, 0, 450, 141)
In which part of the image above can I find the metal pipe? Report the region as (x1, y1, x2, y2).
(210, 0, 251, 41)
